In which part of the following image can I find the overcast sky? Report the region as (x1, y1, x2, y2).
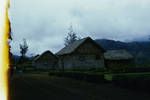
(9, 0, 150, 56)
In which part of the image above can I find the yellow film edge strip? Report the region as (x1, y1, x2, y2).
(0, 0, 10, 100)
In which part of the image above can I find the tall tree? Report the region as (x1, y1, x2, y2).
(20, 38, 28, 58)
(64, 25, 80, 46)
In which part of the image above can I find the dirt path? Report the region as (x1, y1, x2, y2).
(10, 74, 150, 100)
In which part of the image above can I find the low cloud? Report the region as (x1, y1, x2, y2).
(10, 0, 150, 55)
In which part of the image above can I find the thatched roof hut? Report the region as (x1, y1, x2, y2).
(104, 50, 134, 71)
(56, 37, 105, 70)
(33, 50, 58, 69)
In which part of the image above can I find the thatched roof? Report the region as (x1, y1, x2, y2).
(33, 50, 57, 62)
(104, 50, 133, 60)
(56, 37, 105, 56)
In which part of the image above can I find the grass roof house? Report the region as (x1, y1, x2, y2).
(104, 49, 134, 71)
(32, 50, 58, 70)
(56, 37, 105, 70)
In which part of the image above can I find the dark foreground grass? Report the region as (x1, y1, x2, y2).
(104, 72, 150, 92)
(21, 68, 150, 93)
(48, 71, 150, 92)
(104, 72, 150, 81)
(11, 74, 150, 100)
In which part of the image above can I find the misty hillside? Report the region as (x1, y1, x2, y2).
(95, 39, 150, 67)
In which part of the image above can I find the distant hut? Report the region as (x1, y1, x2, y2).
(32, 50, 58, 70)
(56, 37, 105, 70)
(104, 50, 134, 71)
